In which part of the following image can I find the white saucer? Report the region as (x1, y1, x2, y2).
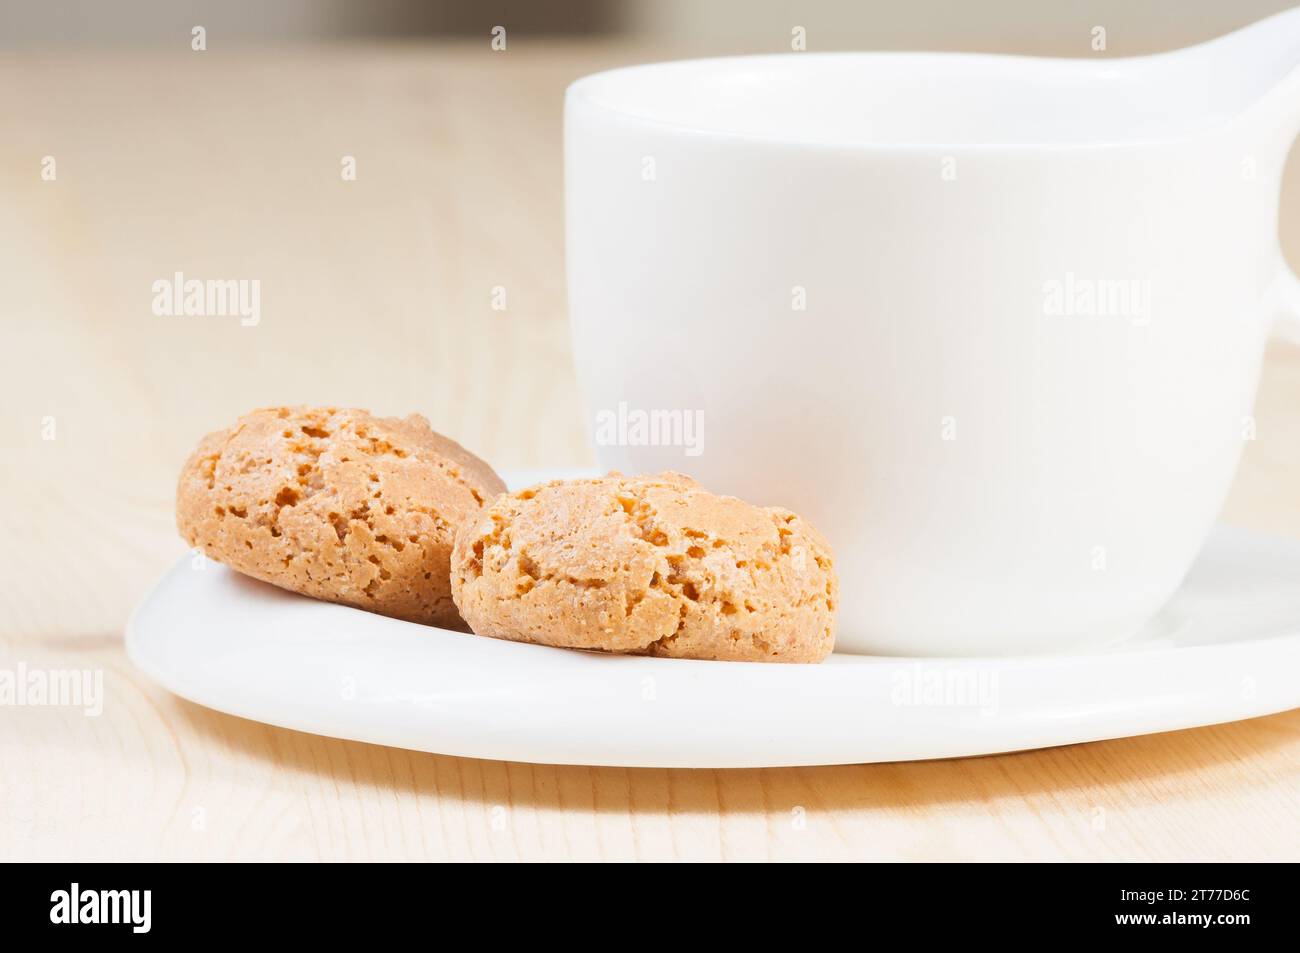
(127, 493, 1300, 768)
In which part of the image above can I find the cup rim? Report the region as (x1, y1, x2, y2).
(565, 51, 1245, 154)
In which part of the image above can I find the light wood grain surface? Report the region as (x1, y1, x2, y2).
(2, 41, 1299, 862)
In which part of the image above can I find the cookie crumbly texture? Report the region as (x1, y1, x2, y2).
(451, 472, 837, 662)
(176, 406, 506, 629)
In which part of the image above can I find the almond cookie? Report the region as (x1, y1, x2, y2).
(177, 406, 506, 628)
(451, 472, 837, 662)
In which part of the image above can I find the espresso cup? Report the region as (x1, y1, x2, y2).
(565, 27, 1300, 654)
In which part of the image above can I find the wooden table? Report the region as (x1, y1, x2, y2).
(2, 42, 1299, 861)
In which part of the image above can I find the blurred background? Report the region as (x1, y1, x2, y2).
(1, 0, 1297, 53)
(3, 0, 1300, 637)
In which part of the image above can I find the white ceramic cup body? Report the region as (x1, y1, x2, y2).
(565, 55, 1287, 656)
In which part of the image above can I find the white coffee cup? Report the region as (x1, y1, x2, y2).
(565, 12, 1300, 655)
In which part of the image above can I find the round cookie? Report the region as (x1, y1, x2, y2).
(177, 406, 506, 629)
(451, 472, 837, 662)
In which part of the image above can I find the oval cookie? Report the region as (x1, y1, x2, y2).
(177, 406, 506, 628)
(451, 472, 837, 662)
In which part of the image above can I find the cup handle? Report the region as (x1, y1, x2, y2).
(1270, 247, 1300, 345)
